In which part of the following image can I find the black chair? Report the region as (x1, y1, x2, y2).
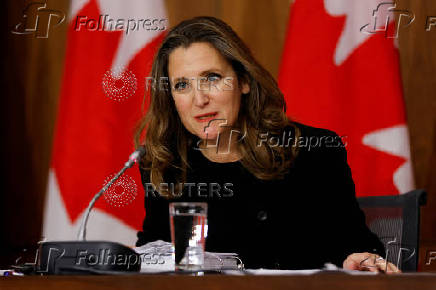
(357, 189, 427, 272)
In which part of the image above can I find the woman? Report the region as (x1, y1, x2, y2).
(135, 16, 398, 272)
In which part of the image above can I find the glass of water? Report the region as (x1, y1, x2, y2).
(169, 202, 208, 271)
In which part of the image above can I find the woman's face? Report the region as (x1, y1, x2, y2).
(168, 42, 250, 141)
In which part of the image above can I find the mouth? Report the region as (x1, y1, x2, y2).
(194, 112, 218, 122)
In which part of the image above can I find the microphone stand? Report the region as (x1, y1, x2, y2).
(36, 147, 145, 275)
(77, 147, 144, 240)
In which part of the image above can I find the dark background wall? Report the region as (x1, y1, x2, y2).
(1, 0, 435, 269)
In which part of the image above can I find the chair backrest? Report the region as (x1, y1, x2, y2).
(357, 189, 427, 272)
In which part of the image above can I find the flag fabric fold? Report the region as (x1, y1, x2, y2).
(278, 0, 414, 196)
(43, 0, 166, 244)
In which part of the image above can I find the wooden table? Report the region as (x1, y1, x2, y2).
(2, 272, 436, 290)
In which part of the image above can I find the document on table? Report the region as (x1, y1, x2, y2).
(134, 240, 241, 273)
(134, 241, 377, 275)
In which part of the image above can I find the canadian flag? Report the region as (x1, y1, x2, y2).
(279, 0, 414, 196)
(43, 0, 166, 244)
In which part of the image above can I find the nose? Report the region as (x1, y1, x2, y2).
(192, 80, 210, 107)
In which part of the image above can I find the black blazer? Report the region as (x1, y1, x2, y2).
(136, 122, 385, 269)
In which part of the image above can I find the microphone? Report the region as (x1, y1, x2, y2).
(37, 147, 145, 275)
(126, 146, 146, 167)
(77, 146, 146, 240)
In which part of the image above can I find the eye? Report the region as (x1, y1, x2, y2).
(206, 73, 221, 82)
(174, 80, 190, 91)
